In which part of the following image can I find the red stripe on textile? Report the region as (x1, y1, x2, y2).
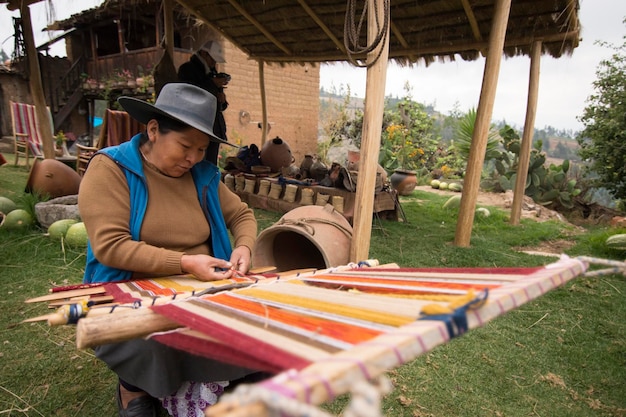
(103, 282, 142, 304)
(304, 275, 501, 290)
(152, 303, 312, 371)
(150, 332, 283, 374)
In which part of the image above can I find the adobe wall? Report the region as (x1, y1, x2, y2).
(218, 43, 320, 164)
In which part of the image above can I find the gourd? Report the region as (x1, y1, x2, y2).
(430, 179, 440, 189)
(448, 183, 463, 192)
(606, 234, 626, 250)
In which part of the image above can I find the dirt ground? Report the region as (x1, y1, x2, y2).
(414, 185, 579, 255)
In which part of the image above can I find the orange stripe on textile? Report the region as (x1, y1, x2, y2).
(208, 292, 384, 344)
(103, 276, 250, 304)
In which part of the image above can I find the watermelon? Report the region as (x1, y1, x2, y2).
(0, 197, 17, 214)
(2, 209, 34, 230)
(48, 219, 79, 241)
(65, 222, 89, 248)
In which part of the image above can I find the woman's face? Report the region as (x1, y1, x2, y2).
(145, 119, 210, 177)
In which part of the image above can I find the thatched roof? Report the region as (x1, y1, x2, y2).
(26, 0, 580, 66)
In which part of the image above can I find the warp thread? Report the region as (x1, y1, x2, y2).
(419, 289, 489, 338)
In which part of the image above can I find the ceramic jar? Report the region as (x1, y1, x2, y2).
(26, 158, 82, 199)
(260, 137, 295, 173)
(299, 154, 314, 178)
(390, 169, 418, 196)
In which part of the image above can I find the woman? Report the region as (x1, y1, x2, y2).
(78, 83, 260, 417)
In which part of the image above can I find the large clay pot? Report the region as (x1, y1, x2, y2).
(252, 204, 353, 272)
(390, 169, 417, 196)
(260, 137, 295, 173)
(26, 158, 82, 199)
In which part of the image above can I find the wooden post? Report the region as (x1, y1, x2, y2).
(258, 60, 268, 145)
(454, 0, 512, 247)
(349, 0, 390, 262)
(163, 0, 174, 59)
(510, 40, 542, 225)
(19, 2, 55, 159)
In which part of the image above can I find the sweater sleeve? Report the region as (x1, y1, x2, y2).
(217, 182, 257, 253)
(78, 155, 184, 276)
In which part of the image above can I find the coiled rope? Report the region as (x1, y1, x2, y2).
(344, 0, 391, 68)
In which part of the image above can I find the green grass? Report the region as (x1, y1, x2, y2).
(1, 164, 625, 416)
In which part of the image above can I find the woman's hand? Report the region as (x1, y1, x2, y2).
(181, 254, 235, 281)
(229, 246, 252, 275)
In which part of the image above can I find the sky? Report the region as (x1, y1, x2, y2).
(320, 0, 626, 133)
(1, 0, 625, 133)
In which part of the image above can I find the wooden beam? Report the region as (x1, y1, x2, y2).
(247, 30, 579, 63)
(510, 40, 542, 225)
(226, 0, 292, 56)
(163, 0, 175, 58)
(297, 0, 347, 55)
(258, 59, 268, 145)
(20, 2, 55, 159)
(460, 0, 486, 56)
(461, 0, 483, 42)
(454, 0, 512, 247)
(391, 20, 416, 61)
(350, 0, 390, 262)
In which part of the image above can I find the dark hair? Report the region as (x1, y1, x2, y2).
(139, 116, 195, 145)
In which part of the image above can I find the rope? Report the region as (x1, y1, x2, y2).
(576, 256, 626, 277)
(220, 374, 392, 417)
(277, 217, 353, 239)
(344, 0, 391, 68)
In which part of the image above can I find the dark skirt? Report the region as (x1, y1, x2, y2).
(95, 338, 256, 398)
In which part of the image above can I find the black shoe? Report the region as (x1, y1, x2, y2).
(116, 384, 157, 417)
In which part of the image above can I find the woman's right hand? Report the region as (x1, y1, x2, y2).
(181, 254, 235, 281)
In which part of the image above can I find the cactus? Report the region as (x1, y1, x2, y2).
(482, 124, 581, 210)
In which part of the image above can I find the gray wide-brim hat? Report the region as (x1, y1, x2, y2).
(118, 83, 234, 146)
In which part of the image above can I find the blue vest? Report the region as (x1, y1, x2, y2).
(83, 134, 232, 283)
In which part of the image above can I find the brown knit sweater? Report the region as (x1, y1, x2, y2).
(78, 154, 257, 279)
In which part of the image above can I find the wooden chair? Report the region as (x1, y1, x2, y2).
(76, 144, 99, 176)
(9, 101, 77, 168)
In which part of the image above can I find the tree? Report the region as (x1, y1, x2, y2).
(577, 26, 626, 201)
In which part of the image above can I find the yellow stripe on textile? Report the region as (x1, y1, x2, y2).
(237, 288, 414, 327)
(345, 289, 465, 303)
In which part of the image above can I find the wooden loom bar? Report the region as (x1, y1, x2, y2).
(206, 257, 587, 416)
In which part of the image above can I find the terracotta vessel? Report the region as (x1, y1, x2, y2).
(390, 169, 418, 196)
(26, 158, 82, 199)
(299, 154, 314, 178)
(252, 204, 353, 272)
(260, 137, 295, 173)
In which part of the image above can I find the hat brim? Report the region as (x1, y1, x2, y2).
(118, 96, 236, 147)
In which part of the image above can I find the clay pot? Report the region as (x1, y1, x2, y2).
(252, 204, 353, 272)
(299, 154, 314, 178)
(260, 137, 295, 173)
(390, 169, 417, 196)
(309, 158, 328, 182)
(347, 150, 360, 171)
(26, 158, 82, 199)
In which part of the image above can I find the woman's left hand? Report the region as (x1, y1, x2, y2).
(229, 246, 252, 275)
